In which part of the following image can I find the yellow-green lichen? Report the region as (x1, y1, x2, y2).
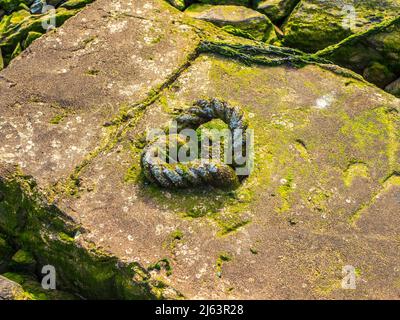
(343, 163, 370, 187)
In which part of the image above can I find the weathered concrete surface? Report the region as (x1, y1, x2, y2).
(0, 0, 400, 299)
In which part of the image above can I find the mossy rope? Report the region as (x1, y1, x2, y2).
(141, 99, 249, 188)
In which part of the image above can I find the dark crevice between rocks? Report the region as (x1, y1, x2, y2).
(0, 165, 182, 300)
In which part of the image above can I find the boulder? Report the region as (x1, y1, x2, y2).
(60, 0, 94, 10)
(0, 275, 28, 300)
(0, 7, 83, 66)
(386, 78, 400, 97)
(282, 0, 400, 52)
(198, 0, 250, 5)
(1, 272, 77, 300)
(253, 0, 299, 22)
(29, 0, 44, 14)
(10, 249, 36, 273)
(0, 47, 3, 70)
(166, 0, 186, 11)
(0, 235, 12, 273)
(185, 4, 277, 42)
(0, 0, 94, 66)
(0, 0, 399, 300)
(22, 30, 42, 48)
(363, 62, 396, 88)
(0, 0, 34, 14)
(316, 17, 400, 89)
(30, 0, 68, 14)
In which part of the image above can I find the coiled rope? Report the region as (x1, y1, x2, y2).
(141, 99, 249, 188)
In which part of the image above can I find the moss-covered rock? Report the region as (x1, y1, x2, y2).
(1, 0, 399, 300)
(165, 0, 186, 11)
(198, 0, 250, 5)
(60, 0, 94, 10)
(0, 0, 34, 14)
(316, 17, 400, 89)
(10, 249, 36, 273)
(0, 168, 178, 299)
(0, 275, 30, 300)
(0, 8, 77, 65)
(253, 0, 299, 22)
(0, 235, 13, 272)
(11, 249, 35, 265)
(363, 62, 396, 88)
(0, 47, 3, 70)
(282, 0, 400, 53)
(386, 78, 400, 97)
(185, 4, 277, 42)
(22, 30, 41, 48)
(2, 272, 76, 300)
(0, 0, 94, 67)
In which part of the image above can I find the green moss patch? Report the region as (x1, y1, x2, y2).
(0, 168, 178, 299)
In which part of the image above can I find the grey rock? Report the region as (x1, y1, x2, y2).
(0, 276, 26, 300)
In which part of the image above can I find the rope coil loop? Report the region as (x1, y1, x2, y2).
(141, 99, 249, 188)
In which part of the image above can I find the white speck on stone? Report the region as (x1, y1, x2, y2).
(119, 84, 142, 97)
(178, 24, 191, 32)
(155, 224, 163, 236)
(51, 140, 61, 148)
(107, 20, 128, 34)
(315, 94, 335, 109)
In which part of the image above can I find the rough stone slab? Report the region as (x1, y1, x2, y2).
(0, 0, 400, 300)
(0, 0, 202, 188)
(57, 55, 399, 298)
